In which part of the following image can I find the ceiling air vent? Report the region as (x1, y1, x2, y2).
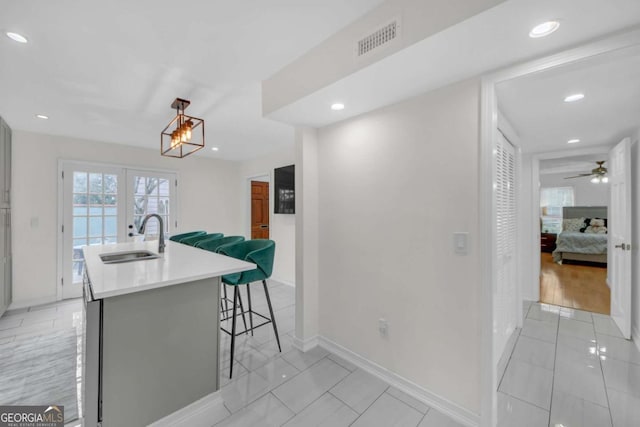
(357, 20, 398, 57)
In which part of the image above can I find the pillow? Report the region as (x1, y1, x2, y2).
(563, 217, 586, 232)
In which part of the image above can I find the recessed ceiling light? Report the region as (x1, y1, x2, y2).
(331, 103, 345, 111)
(567, 139, 580, 144)
(35, 114, 49, 120)
(6, 32, 28, 43)
(529, 21, 560, 38)
(211, 147, 219, 151)
(564, 93, 585, 103)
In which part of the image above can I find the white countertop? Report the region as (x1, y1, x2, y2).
(83, 240, 255, 300)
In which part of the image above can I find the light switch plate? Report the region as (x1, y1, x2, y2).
(453, 232, 469, 255)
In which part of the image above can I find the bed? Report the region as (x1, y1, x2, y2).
(552, 206, 608, 264)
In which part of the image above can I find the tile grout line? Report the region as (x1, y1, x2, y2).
(497, 302, 543, 391)
(591, 313, 615, 427)
(546, 308, 561, 426)
(270, 355, 357, 420)
(266, 391, 296, 424)
(347, 386, 388, 427)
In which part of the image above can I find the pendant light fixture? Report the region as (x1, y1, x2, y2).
(161, 98, 205, 158)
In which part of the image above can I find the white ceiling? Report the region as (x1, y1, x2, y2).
(3, 0, 639, 161)
(0, 0, 383, 161)
(267, 0, 640, 128)
(497, 44, 640, 153)
(540, 154, 609, 175)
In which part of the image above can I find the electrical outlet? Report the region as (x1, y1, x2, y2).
(378, 318, 388, 337)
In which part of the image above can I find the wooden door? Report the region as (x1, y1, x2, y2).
(251, 181, 269, 239)
(608, 137, 631, 339)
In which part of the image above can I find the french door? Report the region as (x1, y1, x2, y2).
(126, 170, 176, 241)
(60, 162, 177, 299)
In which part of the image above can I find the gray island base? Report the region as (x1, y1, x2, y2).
(82, 241, 254, 427)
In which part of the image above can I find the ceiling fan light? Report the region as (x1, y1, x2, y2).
(601, 176, 609, 183)
(591, 177, 600, 184)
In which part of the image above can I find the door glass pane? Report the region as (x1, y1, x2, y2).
(89, 217, 103, 237)
(131, 173, 173, 239)
(73, 217, 87, 238)
(104, 174, 117, 194)
(70, 170, 118, 284)
(105, 216, 117, 236)
(73, 173, 87, 193)
(89, 173, 102, 193)
(159, 179, 169, 196)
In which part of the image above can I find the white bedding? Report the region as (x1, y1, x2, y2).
(552, 231, 608, 263)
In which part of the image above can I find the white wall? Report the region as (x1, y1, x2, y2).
(632, 129, 640, 347)
(239, 147, 296, 286)
(518, 153, 537, 301)
(540, 172, 609, 207)
(11, 131, 243, 306)
(294, 128, 320, 345)
(316, 79, 481, 413)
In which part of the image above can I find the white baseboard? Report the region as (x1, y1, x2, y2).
(269, 277, 295, 287)
(632, 324, 640, 355)
(292, 334, 318, 352)
(148, 391, 225, 427)
(317, 336, 480, 427)
(8, 295, 58, 311)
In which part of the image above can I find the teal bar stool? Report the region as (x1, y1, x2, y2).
(196, 235, 244, 251)
(197, 236, 247, 330)
(217, 239, 280, 378)
(180, 232, 223, 247)
(169, 231, 206, 243)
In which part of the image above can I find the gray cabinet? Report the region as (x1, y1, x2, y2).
(0, 117, 10, 208)
(0, 209, 10, 314)
(0, 116, 11, 316)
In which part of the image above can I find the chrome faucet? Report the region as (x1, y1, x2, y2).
(138, 214, 166, 253)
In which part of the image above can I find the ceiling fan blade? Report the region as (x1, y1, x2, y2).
(564, 174, 593, 179)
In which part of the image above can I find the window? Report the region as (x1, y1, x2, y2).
(540, 186, 575, 234)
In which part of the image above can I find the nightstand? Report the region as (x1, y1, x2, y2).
(541, 233, 557, 253)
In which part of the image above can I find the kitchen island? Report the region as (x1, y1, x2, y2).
(82, 240, 254, 427)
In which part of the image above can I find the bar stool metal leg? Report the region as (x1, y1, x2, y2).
(229, 286, 239, 379)
(237, 291, 248, 335)
(262, 280, 281, 352)
(223, 284, 229, 315)
(246, 284, 254, 336)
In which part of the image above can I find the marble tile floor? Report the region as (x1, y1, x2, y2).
(212, 281, 465, 426)
(16, 287, 640, 426)
(0, 297, 84, 426)
(1, 280, 466, 427)
(499, 301, 640, 427)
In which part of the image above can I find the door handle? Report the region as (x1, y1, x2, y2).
(260, 225, 268, 229)
(615, 243, 626, 250)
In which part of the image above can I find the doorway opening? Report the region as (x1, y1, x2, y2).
(537, 156, 610, 314)
(480, 31, 640, 427)
(249, 176, 270, 240)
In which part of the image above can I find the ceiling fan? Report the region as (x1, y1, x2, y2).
(564, 160, 608, 183)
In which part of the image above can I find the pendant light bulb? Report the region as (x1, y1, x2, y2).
(185, 120, 193, 141)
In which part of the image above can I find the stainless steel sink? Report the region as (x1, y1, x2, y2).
(99, 250, 160, 264)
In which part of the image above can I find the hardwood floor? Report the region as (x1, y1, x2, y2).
(539, 252, 610, 314)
